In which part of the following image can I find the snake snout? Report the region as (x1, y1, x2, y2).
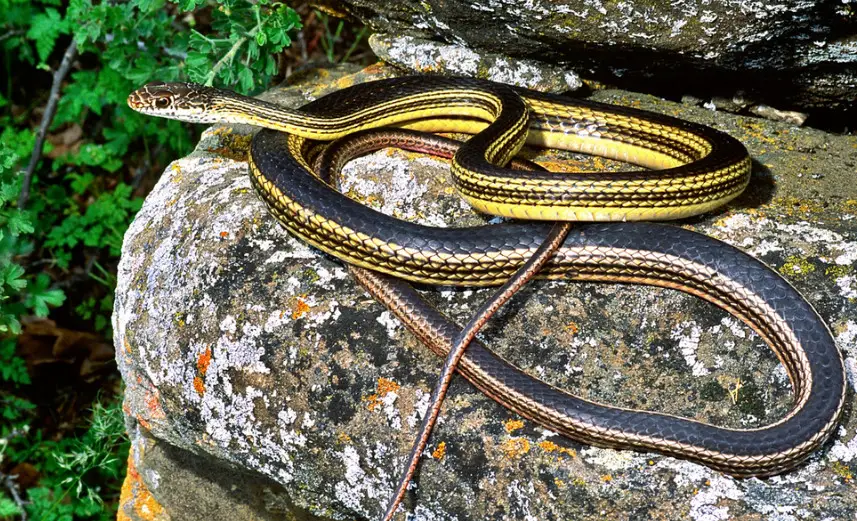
(127, 92, 143, 110)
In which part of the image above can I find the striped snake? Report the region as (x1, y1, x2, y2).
(129, 76, 846, 518)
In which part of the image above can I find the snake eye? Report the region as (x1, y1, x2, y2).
(155, 97, 170, 109)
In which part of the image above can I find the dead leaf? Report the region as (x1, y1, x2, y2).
(19, 317, 115, 382)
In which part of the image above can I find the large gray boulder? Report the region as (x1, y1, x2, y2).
(115, 65, 857, 520)
(324, 0, 857, 109)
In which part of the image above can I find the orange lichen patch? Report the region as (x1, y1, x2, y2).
(118, 455, 165, 521)
(337, 432, 353, 444)
(291, 296, 311, 320)
(601, 474, 613, 483)
(538, 440, 577, 458)
(431, 441, 447, 460)
(504, 419, 525, 433)
(123, 337, 133, 354)
(501, 437, 531, 459)
(564, 322, 579, 335)
(363, 377, 400, 411)
(361, 62, 388, 76)
(197, 347, 212, 376)
(219, 231, 229, 239)
(144, 391, 166, 420)
(193, 376, 205, 396)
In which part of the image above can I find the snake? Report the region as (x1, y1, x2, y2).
(128, 76, 846, 512)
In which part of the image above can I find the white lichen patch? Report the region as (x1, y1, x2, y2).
(264, 238, 318, 261)
(333, 445, 391, 514)
(657, 458, 714, 487)
(828, 426, 857, 463)
(643, 462, 746, 521)
(672, 321, 709, 376)
(369, 34, 581, 91)
(506, 480, 539, 521)
(713, 214, 857, 272)
(581, 447, 645, 471)
(411, 504, 460, 521)
(407, 389, 431, 428)
(313, 266, 349, 289)
(836, 320, 857, 390)
(277, 408, 307, 448)
(377, 311, 402, 339)
(720, 317, 747, 339)
(379, 388, 402, 430)
(263, 309, 291, 333)
(689, 474, 744, 521)
(340, 151, 444, 225)
(835, 275, 857, 300)
(386, 35, 481, 76)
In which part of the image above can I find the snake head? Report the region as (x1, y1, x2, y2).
(127, 82, 230, 123)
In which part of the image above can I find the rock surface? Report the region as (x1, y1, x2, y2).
(115, 65, 857, 520)
(325, 0, 857, 109)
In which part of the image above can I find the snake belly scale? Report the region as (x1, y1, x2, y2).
(127, 76, 845, 479)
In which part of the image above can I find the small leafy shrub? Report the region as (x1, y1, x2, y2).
(2, 0, 370, 515)
(0, 0, 328, 516)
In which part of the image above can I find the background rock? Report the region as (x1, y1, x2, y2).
(115, 65, 857, 520)
(321, 0, 857, 112)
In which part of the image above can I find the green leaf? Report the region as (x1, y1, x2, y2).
(0, 497, 22, 518)
(0, 338, 31, 385)
(68, 173, 95, 195)
(2, 264, 27, 293)
(26, 8, 69, 63)
(5, 211, 34, 236)
(174, 0, 207, 10)
(24, 273, 65, 317)
(237, 66, 254, 93)
(130, 0, 165, 11)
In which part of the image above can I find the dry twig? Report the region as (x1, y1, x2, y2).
(18, 40, 78, 209)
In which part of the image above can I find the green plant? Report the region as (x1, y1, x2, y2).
(317, 10, 368, 64)
(1, 399, 130, 521)
(1, 0, 368, 516)
(2, 0, 303, 515)
(3, 0, 304, 331)
(1, 138, 65, 335)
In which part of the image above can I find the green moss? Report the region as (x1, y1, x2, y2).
(831, 460, 854, 481)
(174, 311, 187, 327)
(699, 381, 727, 402)
(825, 264, 853, 278)
(779, 255, 816, 280)
(735, 381, 766, 418)
(302, 267, 321, 284)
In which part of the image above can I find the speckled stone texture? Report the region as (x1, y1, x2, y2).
(322, 0, 857, 109)
(115, 65, 857, 520)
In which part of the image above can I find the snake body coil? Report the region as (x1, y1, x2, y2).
(128, 76, 845, 477)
